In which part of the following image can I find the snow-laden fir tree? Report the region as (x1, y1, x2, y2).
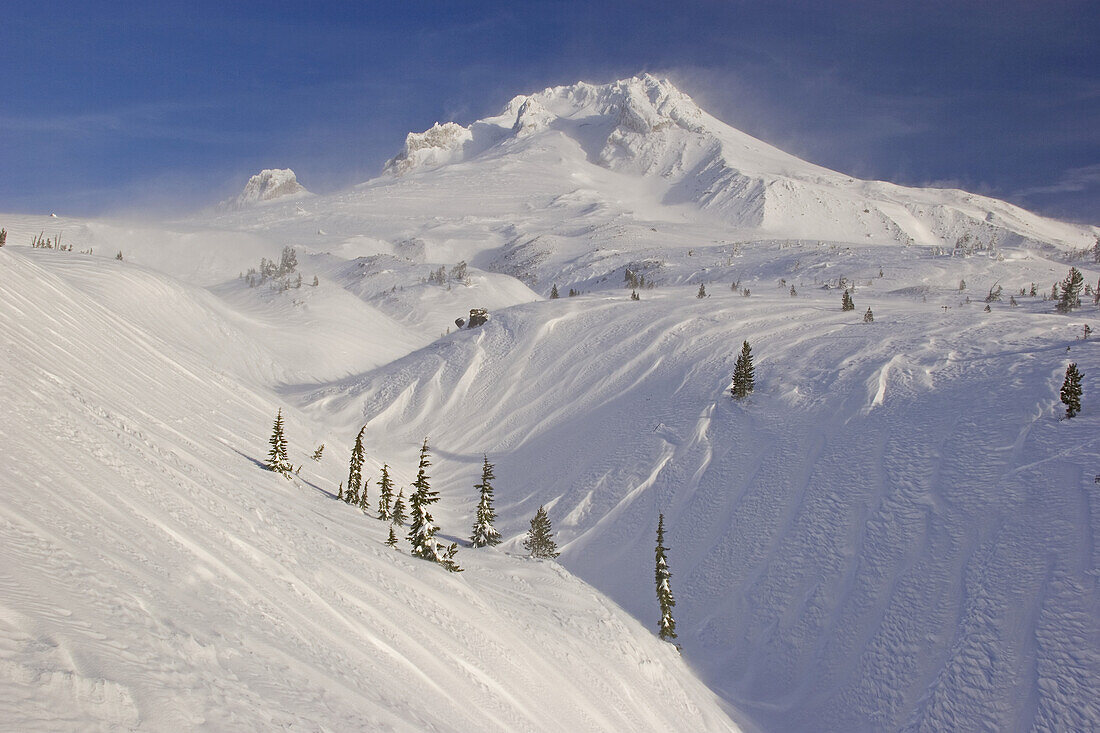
(345, 427, 365, 505)
(523, 506, 559, 558)
(1056, 267, 1084, 313)
(385, 524, 398, 548)
(1061, 363, 1083, 418)
(376, 464, 394, 520)
(266, 408, 292, 476)
(864, 307, 874, 323)
(391, 489, 407, 526)
(357, 475, 371, 513)
(407, 439, 461, 571)
(697, 283, 707, 298)
(731, 340, 755, 400)
(654, 514, 677, 641)
(841, 290, 855, 311)
(470, 455, 502, 547)
(550, 284, 559, 299)
(311, 443, 324, 461)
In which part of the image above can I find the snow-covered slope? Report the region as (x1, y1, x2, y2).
(322, 279, 1099, 732)
(0, 246, 740, 732)
(3, 73, 1098, 732)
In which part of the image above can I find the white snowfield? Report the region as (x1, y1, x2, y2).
(2, 75, 1098, 732)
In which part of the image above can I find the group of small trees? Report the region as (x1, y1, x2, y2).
(265, 413, 560, 567)
(262, 410, 683, 645)
(243, 246, 315, 290)
(428, 261, 470, 286)
(841, 289, 873, 321)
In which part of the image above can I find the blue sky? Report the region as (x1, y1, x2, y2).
(3, 1, 1098, 222)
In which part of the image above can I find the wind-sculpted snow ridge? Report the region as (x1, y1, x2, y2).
(0, 247, 740, 732)
(222, 168, 311, 209)
(330, 271, 1100, 732)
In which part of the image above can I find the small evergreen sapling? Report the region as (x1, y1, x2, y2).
(266, 409, 292, 476)
(1061, 363, 1083, 418)
(524, 506, 559, 558)
(550, 284, 559, 299)
(345, 427, 366, 505)
(376, 464, 394, 520)
(311, 443, 324, 461)
(470, 455, 502, 547)
(697, 283, 707, 298)
(864, 307, 874, 323)
(841, 290, 855, 311)
(731, 340, 755, 399)
(358, 477, 372, 513)
(655, 514, 677, 641)
(391, 490, 407, 526)
(385, 525, 399, 548)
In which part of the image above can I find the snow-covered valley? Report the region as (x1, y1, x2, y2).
(2, 75, 1098, 731)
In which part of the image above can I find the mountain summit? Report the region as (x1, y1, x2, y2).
(381, 74, 1093, 249)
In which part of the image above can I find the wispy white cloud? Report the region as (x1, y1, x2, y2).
(1016, 163, 1100, 198)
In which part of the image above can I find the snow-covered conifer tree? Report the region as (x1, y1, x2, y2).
(731, 340, 755, 399)
(655, 514, 677, 641)
(376, 464, 394, 520)
(1061, 363, 1083, 418)
(358, 475, 371, 513)
(391, 490, 407, 526)
(345, 427, 365, 505)
(385, 525, 398, 548)
(266, 408, 291, 476)
(864, 307, 874, 323)
(1056, 267, 1084, 313)
(470, 455, 502, 547)
(407, 439, 461, 571)
(841, 290, 855, 311)
(523, 506, 559, 558)
(697, 283, 707, 298)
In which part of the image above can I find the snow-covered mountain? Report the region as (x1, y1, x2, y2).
(2, 75, 1098, 732)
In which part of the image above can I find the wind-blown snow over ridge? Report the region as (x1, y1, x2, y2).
(383, 74, 1094, 249)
